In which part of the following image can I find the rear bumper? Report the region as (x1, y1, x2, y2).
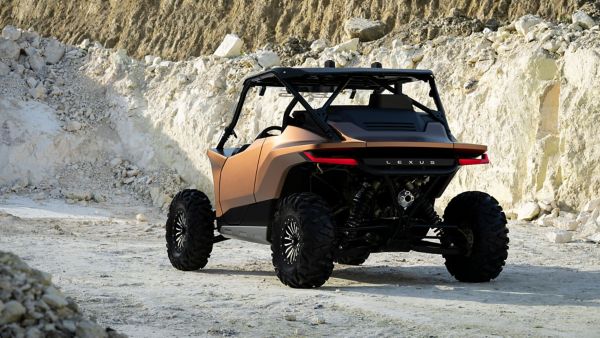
(356, 163, 459, 176)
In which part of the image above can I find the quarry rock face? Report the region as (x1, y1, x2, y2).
(0, 0, 589, 60)
(1, 13, 600, 214)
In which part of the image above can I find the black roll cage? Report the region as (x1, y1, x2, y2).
(216, 67, 452, 150)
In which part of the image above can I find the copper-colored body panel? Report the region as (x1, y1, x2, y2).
(453, 143, 487, 153)
(367, 141, 486, 154)
(255, 127, 329, 203)
(255, 126, 368, 203)
(366, 141, 454, 149)
(218, 139, 265, 216)
(206, 150, 227, 216)
(208, 125, 487, 217)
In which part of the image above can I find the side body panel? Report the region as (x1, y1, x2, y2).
(254, 126, 365, 203)
(217, 139, 265, 219)
(207, 150, 227, 216)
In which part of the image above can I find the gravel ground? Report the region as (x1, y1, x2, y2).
(1, 195, 599, 337)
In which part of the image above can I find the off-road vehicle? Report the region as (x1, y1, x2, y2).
(165, 61, 509, 288)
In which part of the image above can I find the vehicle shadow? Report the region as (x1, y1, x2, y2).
(197, 263, 599, 308)
(200, 268, 273, 278)
(326, 264, 600, 307)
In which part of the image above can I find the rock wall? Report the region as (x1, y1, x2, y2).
(1, 13, 600, 212)
(72, 16, 599, 211)
(0, 0, 596, 60)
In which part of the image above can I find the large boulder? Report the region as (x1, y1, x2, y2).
(546, 230, 573, 243)
(572, 10, 596, 29)
(344, 18, 387, 42)
(43, 38, 65, 64)
(0, 300, 26, 324)
(310, 39, 329, 52)
(514, 15, 542, 36)
(29, 84, 47, 99)
(42, 286, 69, 308)
(553, 217, 579, 231)
(1, 25, 21, 41)
(213, 34, 243, 58)
(517, 201, 541, 221)
(332, 38, 359, 53)
(255, 50, 280, 68)
(582, 198, 600, 212)
(0, 61, 9, 76)
(580, 218, 600, 237)
(0, 37, 20, 59)
(28, 53, 46, 74)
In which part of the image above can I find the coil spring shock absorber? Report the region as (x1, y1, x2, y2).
(410, 201, 441, 240)
(420, 202, 441, 225)
(346, 181, 381, 230)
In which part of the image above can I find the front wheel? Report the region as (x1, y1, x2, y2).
(166, 189, 214, 271)
(441, 191, 509, 282)
(271, 192, 335, 288)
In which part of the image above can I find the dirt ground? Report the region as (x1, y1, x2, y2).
(1, 194, 599, 337)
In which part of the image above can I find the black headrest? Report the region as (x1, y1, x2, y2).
(369, 94, 413, 110)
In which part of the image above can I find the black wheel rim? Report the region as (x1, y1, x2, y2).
(173, 211, 187, 252)
(440, 225, 474, 256)
(282, 216, 301, 264)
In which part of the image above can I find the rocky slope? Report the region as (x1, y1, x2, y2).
(1, 13, 599, 217)
(0, 250, 125, 337)
(1, 0, 599, 60)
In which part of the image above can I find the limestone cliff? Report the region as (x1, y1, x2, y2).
(70, 17, 599, 211)
(1, 0, 596, 60)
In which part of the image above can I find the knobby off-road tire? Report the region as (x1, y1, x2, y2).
(271, 192, 335, 288)
(166, 189, 214, 271)
(442, 191, 509, 282)
(334, 250, 370, 266)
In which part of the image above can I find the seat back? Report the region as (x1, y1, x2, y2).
(368, 93, 414, 110)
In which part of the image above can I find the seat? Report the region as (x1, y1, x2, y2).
(368, 93, 414, 110)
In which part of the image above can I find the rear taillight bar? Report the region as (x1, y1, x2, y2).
(303, 152, 358, 166)
(458, 153, 490, 165)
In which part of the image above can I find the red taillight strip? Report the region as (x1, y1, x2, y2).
(303, 152, 358, 166)
(458, 153, 490, 165)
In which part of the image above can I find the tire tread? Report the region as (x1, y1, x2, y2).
(442, 191, 509, 282)
(271, 192, 335, 288)
(166, 189, 214, 271)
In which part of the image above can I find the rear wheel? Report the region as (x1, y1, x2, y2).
(166, 189, 214, 271)
(441, 191, 509, 282)
(271, 192, 335, 288)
